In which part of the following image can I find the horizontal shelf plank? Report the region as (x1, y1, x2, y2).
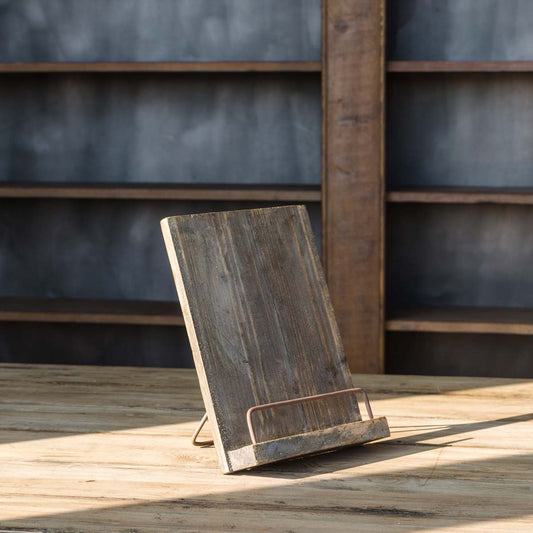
(387, 187, 533, 205)
(387, 61, 533, 73)
(0, 183, 321, 202)
(0, 61, 322, 73)
(387, 307, 533, 335)
(0, 298, 184, 326)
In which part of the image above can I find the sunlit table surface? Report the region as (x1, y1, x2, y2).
(0, 363, 531, 532)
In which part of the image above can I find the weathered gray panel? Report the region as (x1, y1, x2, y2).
(387, 332, 533, 378)
(387, 204, 533, 309)
(0, 200, 321, 300)
(0, 0, 321, 61)
(387, 75, 533, 188)
(0, 73, 321, 184)
(0, 323, 194, 367)
(388, 0, 533, 60)
(162, 206, 358, 460)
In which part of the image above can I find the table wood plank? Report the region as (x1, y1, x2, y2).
(0, 364, 531, 532)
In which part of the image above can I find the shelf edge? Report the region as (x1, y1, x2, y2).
(0, 61, 322, 73)
(387, 60, 533, 73)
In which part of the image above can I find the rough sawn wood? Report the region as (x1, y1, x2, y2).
(161, 206, 389, 472)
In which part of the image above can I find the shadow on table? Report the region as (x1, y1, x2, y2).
(2, 361, 531, 447)
(246, 412, 533, 479)
(1, 413, 531, 532)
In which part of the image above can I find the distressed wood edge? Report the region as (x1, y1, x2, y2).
(160, 216, 230, 473)
(226, 416, 389, 473)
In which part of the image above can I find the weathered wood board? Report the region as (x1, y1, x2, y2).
(161, 206, 388, 472)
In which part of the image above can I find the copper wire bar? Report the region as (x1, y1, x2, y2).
(246, 388, 374, 445)
(191, 412, 214, 447)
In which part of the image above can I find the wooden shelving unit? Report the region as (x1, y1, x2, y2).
(15, 2, 533, 375)
(0, 53, 321, 335)
(387, 307, 533, 336)
(384, 4, 533, 376)
(0, 3, 355, 370)
(0, 50, 320, 346)
(0, 298, 184, 326)
(0, 61, 322, 73)
(0, 183, 321, 202)
(387, 187, 533, 205)
(387, 61, 533, 73)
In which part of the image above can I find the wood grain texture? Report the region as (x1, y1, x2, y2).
(0, 364, 531, 532)
(228, 417, 389, 471)
(161, 206, 386, 472)
(322, 0, 385, 373)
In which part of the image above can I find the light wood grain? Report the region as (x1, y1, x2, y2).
(162, 206, 385, 472)
(322, 0, 385, 373)
(0, 364, 531, 532)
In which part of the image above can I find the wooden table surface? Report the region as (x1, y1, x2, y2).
(0, 364, 531, 532)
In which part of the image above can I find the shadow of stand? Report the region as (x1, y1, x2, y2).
(239, 412, 533, 479)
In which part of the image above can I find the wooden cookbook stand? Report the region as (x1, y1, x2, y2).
(161, 206, 389, 473)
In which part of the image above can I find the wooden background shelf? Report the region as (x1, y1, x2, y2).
(0, 298, 184, 326)
(387, 307, 533, 336)
(385, 1, 533, 377)
(387, 61, 533, 73)
(4, 1, 532, 376)
(0, 61, 322, 73)
(387, 187, 533, 205)
(0, 0, 378, 371)
(0, 183, 321, 202)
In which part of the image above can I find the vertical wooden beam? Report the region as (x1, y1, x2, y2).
(322, 0, 385, 373)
